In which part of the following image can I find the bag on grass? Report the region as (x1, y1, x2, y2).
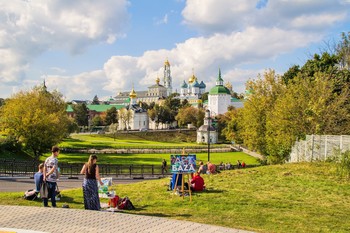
(118, 197, 135, 210)
(23, 189, 38, 200)
(40, 182, 48, 198)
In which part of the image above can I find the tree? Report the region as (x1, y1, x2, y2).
(0, 86, 70, 159)
(0, 98, 5, 107)
(148, 104, 161, 129)
(336, 31, 350, 70)
(175, 106, 204, 128)
(221, 108, 243, 144)
(119, 108, 132, 131)
(92, 115, 104, 126)
(109, 123, 118, 141)
(239, 70, 284, 156)
(92, 95, 100, 105)
(105, 107, 118, 125)
(72, 103, 89, 126)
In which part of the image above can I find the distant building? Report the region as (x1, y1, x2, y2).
(208, 69, 243, 116)
(178, 71, 206, 107)
(197, 109, 218, 144)
(111, 60, 171, 105)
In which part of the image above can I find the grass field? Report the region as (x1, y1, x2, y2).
(59, 132, 200, 148)
(42, 151, 258, 166)
(1, 162, 349, 233)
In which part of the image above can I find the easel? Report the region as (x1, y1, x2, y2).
(173, 148, 192, 202)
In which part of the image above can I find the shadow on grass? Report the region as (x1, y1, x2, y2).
(126, 210, 192, 218)
(202, 189, 226, 194)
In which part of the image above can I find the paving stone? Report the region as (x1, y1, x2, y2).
(0, 205, 254, 233)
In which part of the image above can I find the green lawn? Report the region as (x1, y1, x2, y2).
(59, 133, 199, 148)
(1, 162, 349, 233)
(39, 151, 258, 166)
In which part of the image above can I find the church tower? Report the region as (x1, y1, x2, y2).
(129, 85, 137, 106)
(163, 59, 172, 96)
(208, 69, 231, 116)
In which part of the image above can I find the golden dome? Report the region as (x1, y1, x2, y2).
(164, 59, 170, 66)
(189, 74, 196, 84)
(129, 88, 137, 98)
(156, 76, 160, 84)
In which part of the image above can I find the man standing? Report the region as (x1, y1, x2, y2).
(162, 159, 167, 175)
(43, 146, 60, 207)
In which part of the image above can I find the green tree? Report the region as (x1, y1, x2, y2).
(239, 70, 284, 155)
(220, 108, 243, 144)
(109, 123, 118, 141)
(0, 86, 69, 159)
(72, 103, 89, 126)
(105, 107, 118, 125)
(92, 115, 103, 126)
(0, 98, 5, 107)
(148, 104, 161, 129)
(175, 106, 205, 128)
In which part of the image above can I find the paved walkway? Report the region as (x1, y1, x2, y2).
(0, 205, 254, 233)
(0, 176, 146, 192)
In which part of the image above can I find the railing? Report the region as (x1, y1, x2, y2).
(0, 159, 167, 178)
(60, 145, 232, 154)
(0, 159, 255, 178)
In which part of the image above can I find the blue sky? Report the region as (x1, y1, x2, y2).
(0, 0, 349, 101)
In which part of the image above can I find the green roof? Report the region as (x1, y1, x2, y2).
(66, 104, 124, 113)
(66, 105, 74, 112)
(209, 86, 230, 95)
(231, 97, 244, 102)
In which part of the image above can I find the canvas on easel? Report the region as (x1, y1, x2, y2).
(170, 151, 196, 201)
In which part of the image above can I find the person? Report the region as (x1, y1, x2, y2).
(190, 172, 205, 192)
(242, 161, 246, 168)
(219, 161, 225, 170)
(34, 163, 44, 193)
(206, 161, 216, 174)
(169, 173, 182, 191)
(43, 146, 60, 207)
(197, 161, 207, 174)
(237, 160, 242, 169)
(161, 159, 167, 175)
(80, 154, 103, 210)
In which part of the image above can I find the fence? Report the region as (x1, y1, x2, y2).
(289, 135, 350, 162)
(0, 159, 167, 178)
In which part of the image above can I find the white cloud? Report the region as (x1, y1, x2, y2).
(45, 70, 107, 101)
(182, 0, 349, 33)
(1, 0, 349, 100)
(99, 26, 319, 97)
(0, 0, 129, 90)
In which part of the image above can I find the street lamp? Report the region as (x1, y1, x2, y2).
(206, 109, 211, 162)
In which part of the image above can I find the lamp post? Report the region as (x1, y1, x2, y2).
(206, 109, 211, 162)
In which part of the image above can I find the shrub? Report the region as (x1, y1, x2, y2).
(335, 150, 350, 179)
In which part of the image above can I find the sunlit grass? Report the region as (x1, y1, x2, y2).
(1, 162, 349, 233)
(40, 151, 258, 166)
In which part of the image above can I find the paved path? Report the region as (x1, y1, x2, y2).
(0, 205, 254, 233)
(0, 176, 148, 192)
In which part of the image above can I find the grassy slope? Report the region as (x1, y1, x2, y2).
(1, 162, 349, 233)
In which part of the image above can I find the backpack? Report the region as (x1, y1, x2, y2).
(23, 189, 38, 200)
(118, 197, 135, 210)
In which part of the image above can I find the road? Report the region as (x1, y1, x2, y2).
(0, 176, 152, 192)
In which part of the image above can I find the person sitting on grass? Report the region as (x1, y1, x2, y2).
(206, 161, 216, 175)
(34, 163, 44, 193)
(190, 172, 205, 192)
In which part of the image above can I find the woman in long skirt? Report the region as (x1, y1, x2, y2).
(80, 155, 103, 210)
